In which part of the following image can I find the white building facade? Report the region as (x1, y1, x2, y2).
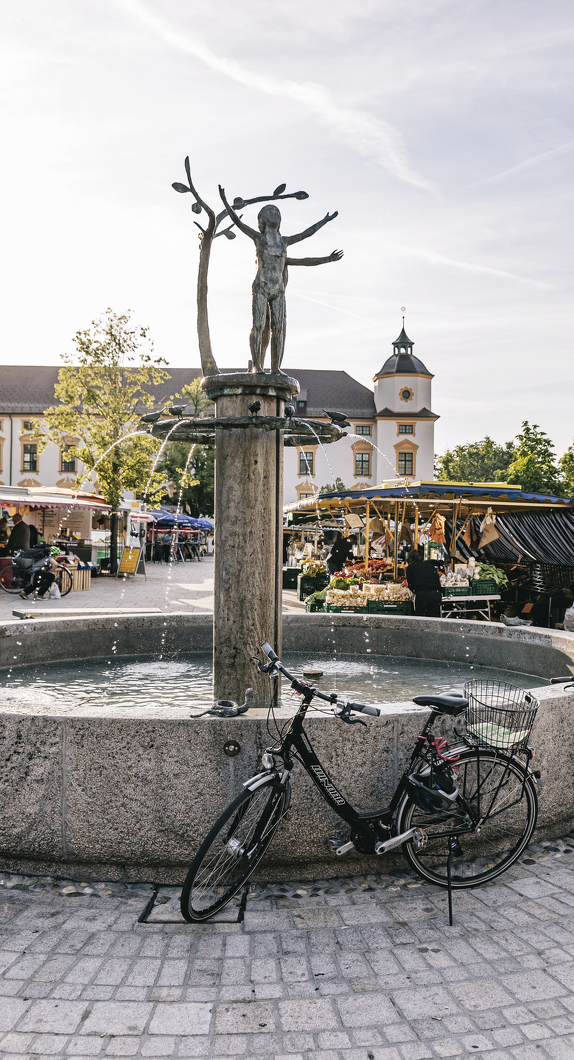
(0, 326, 438, 505)
(283, 324, 438, 503)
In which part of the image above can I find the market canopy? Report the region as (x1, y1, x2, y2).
(284, 480, 574, 570)
(0, 485, 110, 511)
(285, 480, 574, 514)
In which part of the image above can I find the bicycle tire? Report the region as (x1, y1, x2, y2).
(398, 747, 538, 888)
(181, 777, 286, 922)
(54, 565, 73, 597)
(0, 563, 26, 594)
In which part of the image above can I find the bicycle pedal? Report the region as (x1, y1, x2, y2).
(326, 836, 355, 856)
(412, 827, 427, 851)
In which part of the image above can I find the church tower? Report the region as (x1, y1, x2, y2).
(372, 322, 438, 481)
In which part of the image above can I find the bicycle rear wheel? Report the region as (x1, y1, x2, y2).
(181, 777, 287, 922)
(398, 747, 537, 888)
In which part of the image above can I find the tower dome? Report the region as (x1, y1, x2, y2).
(374, 326, 432, 379)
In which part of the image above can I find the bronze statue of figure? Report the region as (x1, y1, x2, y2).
(219, 187, 343, 374)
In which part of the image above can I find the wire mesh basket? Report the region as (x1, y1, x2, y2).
(463, 680, 538, 752)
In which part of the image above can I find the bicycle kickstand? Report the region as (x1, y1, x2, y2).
(447, 836, 461, 927)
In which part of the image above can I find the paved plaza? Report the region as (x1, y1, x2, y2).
(0, 559, 304, 620)
(2, 835, 574, 1059)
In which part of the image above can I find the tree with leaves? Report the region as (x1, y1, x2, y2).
(435, 436, 516, 483)
(154, 377, 215, 516)
(320, 478, 347, 494)
(506, 421, 565, 495)
(156, 442, 214, 517)
(33, 309, 171, 572)
(560, 445, 574, 498)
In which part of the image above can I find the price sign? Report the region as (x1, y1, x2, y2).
(118, 546, 142, 576)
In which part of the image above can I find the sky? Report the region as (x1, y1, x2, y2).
(1, 0, 573, 457)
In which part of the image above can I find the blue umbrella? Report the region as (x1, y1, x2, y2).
(148, 507, 197, 527)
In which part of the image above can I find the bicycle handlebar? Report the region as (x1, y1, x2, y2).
(260, 643, 382, 718)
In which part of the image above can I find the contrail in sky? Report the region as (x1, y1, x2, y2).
(116, 0, 434, 193)
(473, 139, 574, 186)
(402, 247, 552, 289)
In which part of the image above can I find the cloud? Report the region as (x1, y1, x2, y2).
(473, 138, 574, 186)
(115, 0, 434, 192)
(397, 246, 553, 289)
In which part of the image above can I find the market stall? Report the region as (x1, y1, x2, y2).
(145, 507, 213, 562)
(284, 481, 574, 625)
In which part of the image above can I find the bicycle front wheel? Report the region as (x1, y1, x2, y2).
(181, 777, 287, 922)
(0, 563, 24, 594)
(398, 747, 538, 888)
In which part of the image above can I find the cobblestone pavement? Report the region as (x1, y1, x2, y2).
(0, 559, 304, 619)
(2, 834, 574, 1058)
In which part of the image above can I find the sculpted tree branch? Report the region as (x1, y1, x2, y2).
(172, 160, 310, 377)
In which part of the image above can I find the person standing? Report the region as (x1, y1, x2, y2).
(0, 518, 9, 556)
(8, 514, 30, 553)
(326, 532, 354, 578)
(406, 550, 443, 618)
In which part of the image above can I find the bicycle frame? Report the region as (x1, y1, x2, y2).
(263, 695, 443, 853)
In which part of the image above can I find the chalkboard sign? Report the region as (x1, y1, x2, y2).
(118, 546, 142, 576)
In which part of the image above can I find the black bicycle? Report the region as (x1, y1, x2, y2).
(0, 550, 73, 597)
(181, 643, 540, 922)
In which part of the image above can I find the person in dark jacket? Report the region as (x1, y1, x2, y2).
(326, 532, 354, 577)
(406, 549, 442, 618)
(8, 514, 30, 553)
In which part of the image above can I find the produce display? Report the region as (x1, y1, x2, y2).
(326, 586, 369, 607)
(341, 559, 391, 581)
(474, 563, 509, 589)
(300, 559, 327, 578)
(325, 582, 412, 606)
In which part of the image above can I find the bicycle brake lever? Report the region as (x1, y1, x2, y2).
(336, 705, 367, 727)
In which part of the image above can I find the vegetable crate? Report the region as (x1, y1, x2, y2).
(282, 566, 301, 590)
(326, 603, 368, 614)
(305, 599, 325, 613)
(444, 586, 471, 597)
(297, 572, 329, 601)
(367, 600, 412, 615)
(471, 579, 498, 595)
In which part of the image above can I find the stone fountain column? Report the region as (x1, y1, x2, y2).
(201, 372, 299, 707)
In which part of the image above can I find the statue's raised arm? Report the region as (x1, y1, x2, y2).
(285, 211, 338, 247)
(218, 186, 259, 241)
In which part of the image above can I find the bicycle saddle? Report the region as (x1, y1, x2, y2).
(412, 694, 468, 715)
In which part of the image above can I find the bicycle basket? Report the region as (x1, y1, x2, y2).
(463, 680, 538, 752)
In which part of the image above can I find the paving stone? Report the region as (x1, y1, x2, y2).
(278, 999, 337, 1031)
(148, 1004, 213, 1036)
(81, 1002, 154, 1035)
(392, 985, 460, 1020)
(214, 1001, 275, 1034)
(337, 993, 400, 1026)
(17, 1000, 85, 1034)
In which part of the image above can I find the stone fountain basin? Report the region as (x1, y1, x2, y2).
(1, 613, 573, 883)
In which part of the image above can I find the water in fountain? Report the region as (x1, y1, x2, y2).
(0, 650, 545, 712)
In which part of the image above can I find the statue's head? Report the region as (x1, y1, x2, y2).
(258, 204, 281, 232)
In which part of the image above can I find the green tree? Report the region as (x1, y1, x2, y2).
(320, 478, 347, 494)
(435, 436, 516, 483)
(33, 309, 171, 572)
(156, 442, 214, 516)
(182, 377, 214, 417)
(560, 446, 574, 498)
(506, 421, 564, 495)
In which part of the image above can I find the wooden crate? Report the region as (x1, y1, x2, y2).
(71, 568, 91, 592)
